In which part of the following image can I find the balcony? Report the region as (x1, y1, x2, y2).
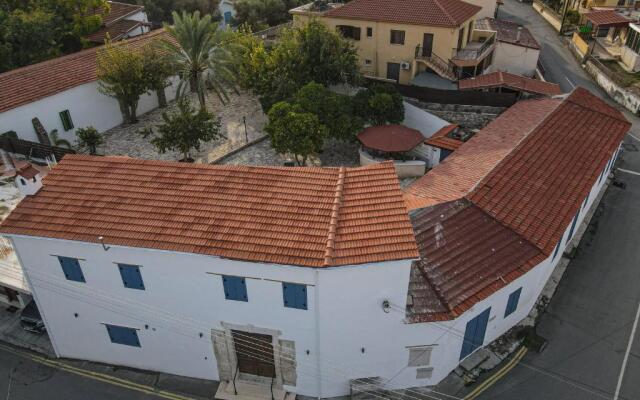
(450, 33, 496, 67)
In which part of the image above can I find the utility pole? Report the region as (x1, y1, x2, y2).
(243, 116, 248, 143)
(559, 0, 571, 35)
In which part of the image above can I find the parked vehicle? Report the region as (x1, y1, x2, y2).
(20, 300, 46, 333)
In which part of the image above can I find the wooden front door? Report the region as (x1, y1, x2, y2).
(232, 330, 275, 378)
(422, 33, 434, 57)
(386, 62, 401, 82)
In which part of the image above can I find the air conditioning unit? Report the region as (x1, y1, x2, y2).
(400, 61, 411, 70)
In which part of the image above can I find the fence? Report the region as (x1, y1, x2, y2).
(393, 83, 517, 107)
(0, 136, 75, 161)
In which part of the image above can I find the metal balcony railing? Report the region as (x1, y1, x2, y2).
(452, 34, 496, 61)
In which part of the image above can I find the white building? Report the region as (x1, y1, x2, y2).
(219, 0, 237, 28)
(0, 88, 629, 399)
(86, 1, 151, 44)
(0, 29, 178, 145)
(476, 18, 541, 77)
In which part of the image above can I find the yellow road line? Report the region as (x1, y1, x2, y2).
(0, 343, 196, 400)
(464, 346, 528, 400)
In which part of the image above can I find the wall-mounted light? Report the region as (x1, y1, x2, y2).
(382, 299, 391, 313)
(98, 236, 110, 251)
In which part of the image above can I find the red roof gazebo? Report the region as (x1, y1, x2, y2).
(357, 125, 425, 154)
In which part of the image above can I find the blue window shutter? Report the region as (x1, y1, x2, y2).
(105, 324, 141, 347)
(283, 283, 307, 310)
(118, 264, 145, 290)
(504, 288, 522, 317)
(460, 308, 491, 360)
(583, 194, 589, 210)
(598, 168, 605, 184)
(552, 241, 561, 260)
(58, 257, 85, 282)
(222, 276, 248, 301)
(566, 213, 579, 241)
(224, 11, 232, 23)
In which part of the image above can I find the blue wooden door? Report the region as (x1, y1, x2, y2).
(460, 307, 491, 360)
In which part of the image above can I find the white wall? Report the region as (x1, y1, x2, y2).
(486, 42, 540, 77)
(218, 0, 236, 28)
(6, 144, 620, 397)
(402, 101, 449, 138)
(0, 77, 179, 144)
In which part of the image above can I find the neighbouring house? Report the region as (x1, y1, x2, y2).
(0, 30, 178, 144)
(458, 71, 563, 98)
(534, 0, 635, 32)
(421, 124, 466, 168)
(571, 10, 631, 60)
(356, 125, 427, 177)
(219, 0, 237, 28)
(86, 1, 151, 44)
(290, 0, 498, 83)
(622, 22, 640, 70)
(464, 0, 501, 19)
(476, 18, 541, 77)
(0, 87, 629, 398)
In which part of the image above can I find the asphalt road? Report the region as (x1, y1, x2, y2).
(476, 2, 640, 399)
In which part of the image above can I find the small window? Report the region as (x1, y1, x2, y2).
(390, 30, 405, 45)
(337, 25, 361, 40)
(59, 110, 74, 131)
(222, 275, 248, 301)
(552, 240, 561, 260)
(283, 282, 307, 310)
(19, 178, 26, 185)
(408, 346, 433, 366)
(582, 193, 589, 210)
(566, 213, 579, 241)
(504, 287, 522, 317)
(364, 59, 372, 65)
(106, 324, 141, 347)
(118, 264, 145, 290)
(58, 256, 85, 282)
(367, 27, 373, 37)
(416, 367, 433, 379)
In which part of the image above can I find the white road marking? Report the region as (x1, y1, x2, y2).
(627, 132, 640, 142)
(617, 168, 640, 176)
(565, 77, 576, 89)
(613, 299, 640, 400)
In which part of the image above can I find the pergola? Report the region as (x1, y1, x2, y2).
(357, 125, 425, 159)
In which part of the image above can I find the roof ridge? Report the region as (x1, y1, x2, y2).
(566, 88, 629, 123)
(434, 0, 456, 25)
(323, 167, 346, 267)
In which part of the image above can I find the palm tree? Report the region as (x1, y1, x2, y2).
(161, 11, 237, 111)
(48, 129, 72, 149)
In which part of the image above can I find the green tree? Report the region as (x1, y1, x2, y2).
(232, 0, 303, 31)
(97, 41, 147, 124)
(161, 10, 237, 111)
(293, 82, 363, 142)
(141, 43, 176, 108)
(353, 84, 404, 125)
(266, 101, 327, 165)
(76, 126, 104, 155)
(119, 0, 219, 25)
(139, 97, 222, 161)
(247, 20, 360, 110)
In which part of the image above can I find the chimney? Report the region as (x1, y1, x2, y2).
(15, 163, 43, 196)
(516, 26, 522, 42)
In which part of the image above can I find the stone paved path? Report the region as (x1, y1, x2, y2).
(96, 90, 266, 163)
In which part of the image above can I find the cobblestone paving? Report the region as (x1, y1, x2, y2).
(95, 91, 266, 163)
(221, 138, 360, 167)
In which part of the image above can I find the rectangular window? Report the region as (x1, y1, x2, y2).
(416, 367, 434, 379)
(337, 25, 361, 40)
(460, 308, 490, 360)
(390, 30, 405, 45)
(58, 256, 85, 282)
(282, 282, 307, 310)
(566, 213, 579, 242)
(504, 288, 522, 317)
(408, 346, 433, 366)
(552, 240, 561, 260)
(222, 275, 248, 301)
(118, 264, 145, 290)
(367, 27, 373, 37)
(105, 324, 141, 347)
(59, 110, 74, 131)
(582, 193, 589, 210)
(364, 59, 372, 65)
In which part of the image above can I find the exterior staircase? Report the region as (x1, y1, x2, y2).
(414, 47, 457, 81)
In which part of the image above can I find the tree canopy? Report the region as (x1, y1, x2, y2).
(353, 84, 405, 126)
(232, 0, 303, 31)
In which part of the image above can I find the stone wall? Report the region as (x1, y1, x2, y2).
(405, 99, 504, 130)
(584, 59, 640, 114)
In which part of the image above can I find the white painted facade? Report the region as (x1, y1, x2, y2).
(485, 41, 540, 77)
(219, 0, 236, 28)
(0, 77, 179, 144)
(4, 145, 620, 398)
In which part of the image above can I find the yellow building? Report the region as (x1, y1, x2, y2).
(290, 0, 498, 84)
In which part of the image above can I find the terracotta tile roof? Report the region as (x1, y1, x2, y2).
(92, 1, 144, 26)
(86, 19, 145, 44)
(476, 18, 540, 49)
(405, 88, 630, 322)
(404, 97, 560, 210)
(357, 125, 425, 153)
(585, 10, 631, 27)
(0, 155, 418, 268)
(458, 71, 562, 96)
(0, 29, 170, 114)
(407, 200, 545, 322)
(16, 164, 40, 180)
(324, 0, 481, 28)
(468, 88, 630, 254)
(424, 124, 463, 151)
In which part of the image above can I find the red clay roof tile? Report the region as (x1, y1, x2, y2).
(357, 125, 425, 153)
(0, 156, 418, 268)
(324, 0, 481, 28)
(424, 124, 463, 151)
(458, 71, 562, 96)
